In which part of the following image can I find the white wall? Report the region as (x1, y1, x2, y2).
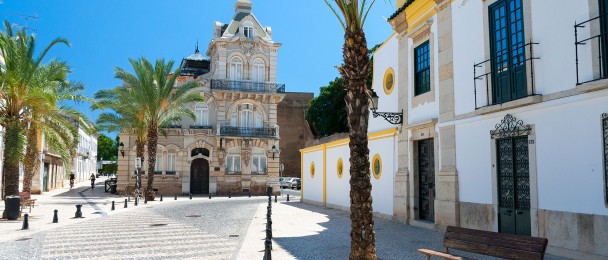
(326, 145, 351, 209)
(370, 35, 400, 133)
(302, 149, 324, 203)
(368, 136, 396, 215)
(455, 91, 608, 215)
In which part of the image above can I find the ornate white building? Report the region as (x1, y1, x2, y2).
(117, 0, 284, 195)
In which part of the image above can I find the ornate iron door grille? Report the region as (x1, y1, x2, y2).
(418, 139, 435, 222)
(497, 136, 531, 235)
(603, 113, 608, 206)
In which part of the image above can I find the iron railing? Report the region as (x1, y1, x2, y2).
(219, 125, 277, 138)
(575, 14, 608, 85)
(473, 41, 540, 109)
(189, 125, 213, 130)
(210, 79, 286, 93)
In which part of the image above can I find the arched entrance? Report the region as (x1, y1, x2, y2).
(190, 158, 209, 194)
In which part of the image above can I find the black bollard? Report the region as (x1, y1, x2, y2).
(264, 238, 272, 260)
(209, 193, 211, 199)
(228, 192, 231, 198)
(111, 201, 115, 211)
(174, 194, 177, 200)
(22, 214, 29, 230)
(160, 194, 163, 201)
(190, 193, 192, 200)
(287, 194, 290, 202)
(275, 195, 277, 203)
(75, 205, 83, 218)
(134, 197, 138, 206)
(128, 196, 130, 202)
(248, 191, 251, 198)
(124, 199, 128, 208)
(53, 210, 58, 223)
(144, 196, 147, 204)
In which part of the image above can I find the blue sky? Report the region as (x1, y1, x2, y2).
(1, 0, 395, 137)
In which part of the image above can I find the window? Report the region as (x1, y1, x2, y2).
(603, 113, 608, 206)
(337, 157, 344, 179)
(489, 0, 527, 104)
(371, 154, 382, 180)
(251, 148, 267, 175)
(240, 104, 253, 128)
(383, 68, 395, 95)
(252, 59, 265, 83)
(195, 103, 209, 126)
(226, 148, 241, 174)
(414, 41, 430, 96)
(191, 148, 210, 157)
(230, 57, 243, 81)
(244, 22, 254, 39)
(255, 109, 263, 128)
(310, 162, 315, 178)
(230, 110, 238, 127)
(166, 152, 176, 175)
(155, 154, 163, 174)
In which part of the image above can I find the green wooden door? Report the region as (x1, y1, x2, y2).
(600, 0, 608, 78)
(497, 137, 531, 236)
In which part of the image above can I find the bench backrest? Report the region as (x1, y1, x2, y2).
(19, 191, 31, 200)
(444, 226, 548, 260)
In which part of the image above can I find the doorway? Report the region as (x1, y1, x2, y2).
(496, 137, 531, 236)
(190, 158, 209, 194)
(417, 139, 435, 222)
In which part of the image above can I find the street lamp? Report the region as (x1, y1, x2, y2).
(270, 145, 280, 160)
(369, 90, 403, 125)
(119, 142, 125, 158)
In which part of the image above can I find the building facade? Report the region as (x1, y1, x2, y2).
(117, 0, 284, 196)
(277, 92, 314, 178)
(302, 0, 608, 258)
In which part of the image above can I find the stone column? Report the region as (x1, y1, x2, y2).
(434, 0, 459, 227)
(389, 11, 410, 223)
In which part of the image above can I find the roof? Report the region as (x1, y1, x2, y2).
(388, 0, 415, 21)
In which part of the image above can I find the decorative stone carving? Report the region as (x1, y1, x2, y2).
(217, 149, 226, 166)
(242, 149, 251, 166)
(241, 41, 257, 57)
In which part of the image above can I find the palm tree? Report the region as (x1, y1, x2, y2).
(0, 20, 69, 198)
(93, 85, 148, 166)
(324, 1, 378, 259)
(22, 60, 89, 193)
(114, 57, 203, 200)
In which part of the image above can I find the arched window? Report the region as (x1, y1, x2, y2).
(226, 148, 241, 174)
(251, 148, 267, 175)
(194, 103, 209, 126)
(155, 153, 163, 174)
(252, 59, 265, 83)
(254, 109, 263, 128)
(191, 148, 210, 157)
(243, 21, 254, 39)
(166, 150, 176, 175)
(230, 57, 243, 81)
(240, 104, 253, 128)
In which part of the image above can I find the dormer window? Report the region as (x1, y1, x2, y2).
(244, 22, 254, 39)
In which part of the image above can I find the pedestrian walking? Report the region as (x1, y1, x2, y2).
(90, 173, 96, 189)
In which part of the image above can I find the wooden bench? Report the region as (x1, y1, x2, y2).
(19, 191, 37, 213)
(417, 226, 548, 260)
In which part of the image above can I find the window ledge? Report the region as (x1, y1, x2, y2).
(577, 78, 608, 93)
(476, 95, 542, 116)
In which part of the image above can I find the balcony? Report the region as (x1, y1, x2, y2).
(473, 41, 540, 109)
(210, 79, 285, 94)
(189, 125, 213, 130)
(575, 14, 608, 86)
(218, 125, 277, 138)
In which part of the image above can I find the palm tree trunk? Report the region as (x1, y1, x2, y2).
(135, 140, 145, 161)
(145, 125, 158, 200)
(23, 124, 40, 193)
(341, 29, 377, 259)
(2, 119, 25, 198)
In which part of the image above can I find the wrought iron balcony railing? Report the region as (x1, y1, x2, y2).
(575, 14, 608, 84)
(473, 41, 540, 109)
(210, 79, 286, 94)
(189, 125, 213, 130)
(218, 125, 277, 138)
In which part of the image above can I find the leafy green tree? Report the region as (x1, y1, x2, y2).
(97, 134, 117, 161)
(324, 0, 378, 258)
(114, 57, 203, 200)
(0, 20, 69, 198)
(306, 77, 348, 136)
